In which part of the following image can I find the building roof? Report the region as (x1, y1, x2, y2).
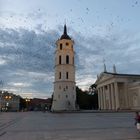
(104, 72, 140, 77)
(60, 24, 71, 40)
(95, 71, 140, 85)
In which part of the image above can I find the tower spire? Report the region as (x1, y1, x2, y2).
(104, 63, 107, 72)
(103, 59, 107, 72)
(64, 24, 67, 35)
(113, 64, 117, 73)
(60, 24, 71, 40)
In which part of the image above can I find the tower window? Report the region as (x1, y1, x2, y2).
(59, 86, 61, 90)
(66, 95, 68, 98)
(59, 55, 61, 64)
(60, 44, 62, 50)
(66, 86, 68, 89)
(66, 55, 69, 64)
(66, 72, 69, 79)
(59, 72, 61, 79)
(66, 42, 69, 46)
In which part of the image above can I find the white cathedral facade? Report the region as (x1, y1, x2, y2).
(51, 25, 76, 111)
(96, 66, 140, 111)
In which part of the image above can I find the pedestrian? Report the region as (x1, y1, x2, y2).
(135, 112, 140, 131)
(135, 112, 140, 125)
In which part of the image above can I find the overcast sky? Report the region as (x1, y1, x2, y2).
(0, 0, 140, 98)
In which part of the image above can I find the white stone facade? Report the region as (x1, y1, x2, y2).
(128, 82, 140, 110)
(96, 72, 140, 110)
(51, 25, 76, 111)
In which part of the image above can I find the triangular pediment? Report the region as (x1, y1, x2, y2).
(96, 72, 113, 83)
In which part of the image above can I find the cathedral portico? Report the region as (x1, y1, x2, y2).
(96, 71, 140, 111)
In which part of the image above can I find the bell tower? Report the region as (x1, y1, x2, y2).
(51, 24, 76, 111)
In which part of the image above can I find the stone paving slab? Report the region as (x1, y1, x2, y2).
(0, 112, 140, 140)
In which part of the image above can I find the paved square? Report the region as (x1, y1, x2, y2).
(0, 112, 139, 140)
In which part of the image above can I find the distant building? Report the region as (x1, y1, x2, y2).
(28, 98, 52, 111)
(0, 91, 20, 111)
(51, 25, 76, 111)
(95, 66, 140, 110)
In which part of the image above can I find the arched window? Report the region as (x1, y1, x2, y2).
(60, 44, 62, 50)
(59, 72, 61, 79)
(66, 72, 68, 79)
(59, 55, 61, 64)
(66, 55, 69, 64)
(66, 42, 69, 46)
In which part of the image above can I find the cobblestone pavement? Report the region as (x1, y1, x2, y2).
(0, 112, 140, 140)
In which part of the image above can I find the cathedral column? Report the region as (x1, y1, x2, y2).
(100, 87, 103, 109)
(108, 84, 112, 110)
(124, 83, 129, 109)
(100, 88, 103, 110)
(103, 86, 106, 109)
(114, 82, 120, 110)
(99, 88, 101, 109)
(98, 88, 101, 109)
(111, 83, 115, 110)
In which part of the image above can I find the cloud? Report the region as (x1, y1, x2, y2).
(73, 29, 140, 75)
(0, 25, 140, 98)
(0, 27, 59, 97)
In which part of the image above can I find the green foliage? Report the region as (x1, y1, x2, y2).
(76, 86, 98, 110)
(19, 97, 27, 110)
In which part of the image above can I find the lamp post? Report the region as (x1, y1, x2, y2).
(4, 95, 12, 111)
(25, 98, 30, 111)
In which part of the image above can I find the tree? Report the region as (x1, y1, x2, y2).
(89, 84, 97, 95)
(76, 86, 98, 110)
(89, 84, 98, 109)
(19, 97, 27, 110)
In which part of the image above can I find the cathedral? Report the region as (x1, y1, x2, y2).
(51, 25, 76, 111)
(96, 66, 140, 110)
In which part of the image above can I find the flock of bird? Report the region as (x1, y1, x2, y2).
(0, 0, 139, 92)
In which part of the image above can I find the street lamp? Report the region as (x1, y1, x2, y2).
(25, 99, 30, 102)
(5, 95, 12, 111)
(25, 98, 30, 111)
(5, 95, 12, 99)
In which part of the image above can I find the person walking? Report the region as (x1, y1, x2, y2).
(135, 112, 140, 131)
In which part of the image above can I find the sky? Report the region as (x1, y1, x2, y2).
(0, 0, 140, 98)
